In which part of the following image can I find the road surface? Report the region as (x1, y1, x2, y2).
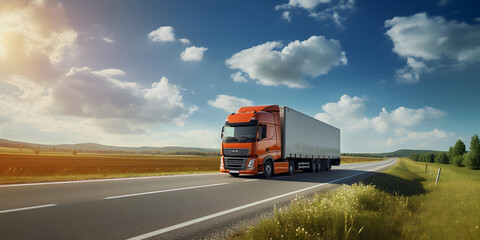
(0, 158, 397, 239)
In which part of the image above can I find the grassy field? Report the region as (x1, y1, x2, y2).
(341, 156, 385, 164)
(238, 158, 480, 240)
(0, 148, 219, 184)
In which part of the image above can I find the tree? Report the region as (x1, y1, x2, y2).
(465, 134, 480, 170)
(435, 152, 449, 164)
(72, 150, 77, 155)
(453, 140, 466, 158)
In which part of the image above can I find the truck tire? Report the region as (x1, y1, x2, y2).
(317, 160, 322, 172)
(229, 173, 239, 177)
(312, 159, 318, 173)
(263, 161, 273, 178)
(326, 160, 331, 171)
(288, 161, 295, 176)
(320, 160, 325, 172)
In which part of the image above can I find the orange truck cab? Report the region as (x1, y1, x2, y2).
(220, 105, 340, 178)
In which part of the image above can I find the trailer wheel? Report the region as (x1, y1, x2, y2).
(229, 173, 239, 177)
(288, 161, 295, 176)
(263, 161, 273, 178)
(317, 160, 322, 172)
(312, 159, 318, 173)
(326, 160, 331, 171)
(320, 160, 325, 172)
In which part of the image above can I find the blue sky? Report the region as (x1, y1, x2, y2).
(0, 0, 479, 152)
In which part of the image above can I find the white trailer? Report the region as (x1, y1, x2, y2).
(280, 106, 340, 171)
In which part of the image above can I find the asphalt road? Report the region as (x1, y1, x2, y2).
(0, 158, 397, 240)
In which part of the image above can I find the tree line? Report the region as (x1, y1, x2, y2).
(409, 134, 480, 170)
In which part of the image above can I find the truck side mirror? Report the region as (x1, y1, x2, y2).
(221, 126, 224, 139)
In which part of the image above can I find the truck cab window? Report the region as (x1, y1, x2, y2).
(258, 124, 267, 140)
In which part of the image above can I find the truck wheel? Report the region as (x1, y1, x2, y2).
(317, 160, 322, 172)
(288, 161, 295, 176)
(229, 173, 239, 177)
(320, 160, 325, 172)
(312, 160, 317, 173)
(263, 161, 273, 178)
(326, 160, 331, 171)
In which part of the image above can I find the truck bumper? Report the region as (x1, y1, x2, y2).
(220, 168, 258, 175)
(220, 157, 258, 175)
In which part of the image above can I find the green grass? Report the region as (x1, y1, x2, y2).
(238, 159, 480, 240)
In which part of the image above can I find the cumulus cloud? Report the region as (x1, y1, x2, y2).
(385, 12, 480, 83)
(148, 26, 175, 42)
(208, 95, 253, 113)
(226, 36, 347, 88)
(179, 38, 191, 44)
(315, 94, 451, 152)
(51, 67, 197, 127)
(395, 57, 433, 83)
(282, 11, 292, 22)
(230, 71, 249, 83)
(371, 106, 446, 133)
(0, 0, 77, 83)
(180, 46, 207, 61)
(275, 0, 355, 27)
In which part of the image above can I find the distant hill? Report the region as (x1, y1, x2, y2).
(381, 149, 444, 157)
(342, 149, 444, 158)
(0, 138, 220, 154)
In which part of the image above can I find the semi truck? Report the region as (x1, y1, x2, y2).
(220, 105, 340, 178)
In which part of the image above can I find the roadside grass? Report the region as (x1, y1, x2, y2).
(238, 158, 480, 240)
(341, 156, 385, 164)
(0, 148, 219, 184)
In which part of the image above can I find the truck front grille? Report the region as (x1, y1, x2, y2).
(223, 148, 249, 157)
(224, 157, 247, 170)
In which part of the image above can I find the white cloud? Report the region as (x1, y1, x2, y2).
(208, 95, 253, 113)
(179, 38, 191, 44)
(0, 0, 77, 83)
(275, 0, 355, 27)
(282, 11, 292, 22)
(314, 94, 451, 152)
(386, 129, 452, 149)
(148, 26, 175, 42)
(226, 36, 347, 88)
(395, 57, 433, 83)
(385, 12, 480, 82)
(371, 106, 446, 133)
(180, 46, 207, 61)
(51, 67, 196, 128)
(230, 71, 249, 83)
(102, 37, 115, 43)
(438, 0, 450, 6)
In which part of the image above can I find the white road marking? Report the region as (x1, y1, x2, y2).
(242, 179, 258, 182)
(0, 173, 222, 188)
(105, 182, 229, 200)
(0, 204, 56, 214)
(127, 159, 397, 240)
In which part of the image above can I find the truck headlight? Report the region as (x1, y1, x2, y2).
(247, 159, 255, 169)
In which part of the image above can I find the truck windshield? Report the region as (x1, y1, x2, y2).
(222, 125, 257, 143)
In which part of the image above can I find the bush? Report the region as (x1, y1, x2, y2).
(72, 150, 77, 155)
(452, 155, 464, 167)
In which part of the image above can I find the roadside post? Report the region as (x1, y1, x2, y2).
(435, 168, 441, 186)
